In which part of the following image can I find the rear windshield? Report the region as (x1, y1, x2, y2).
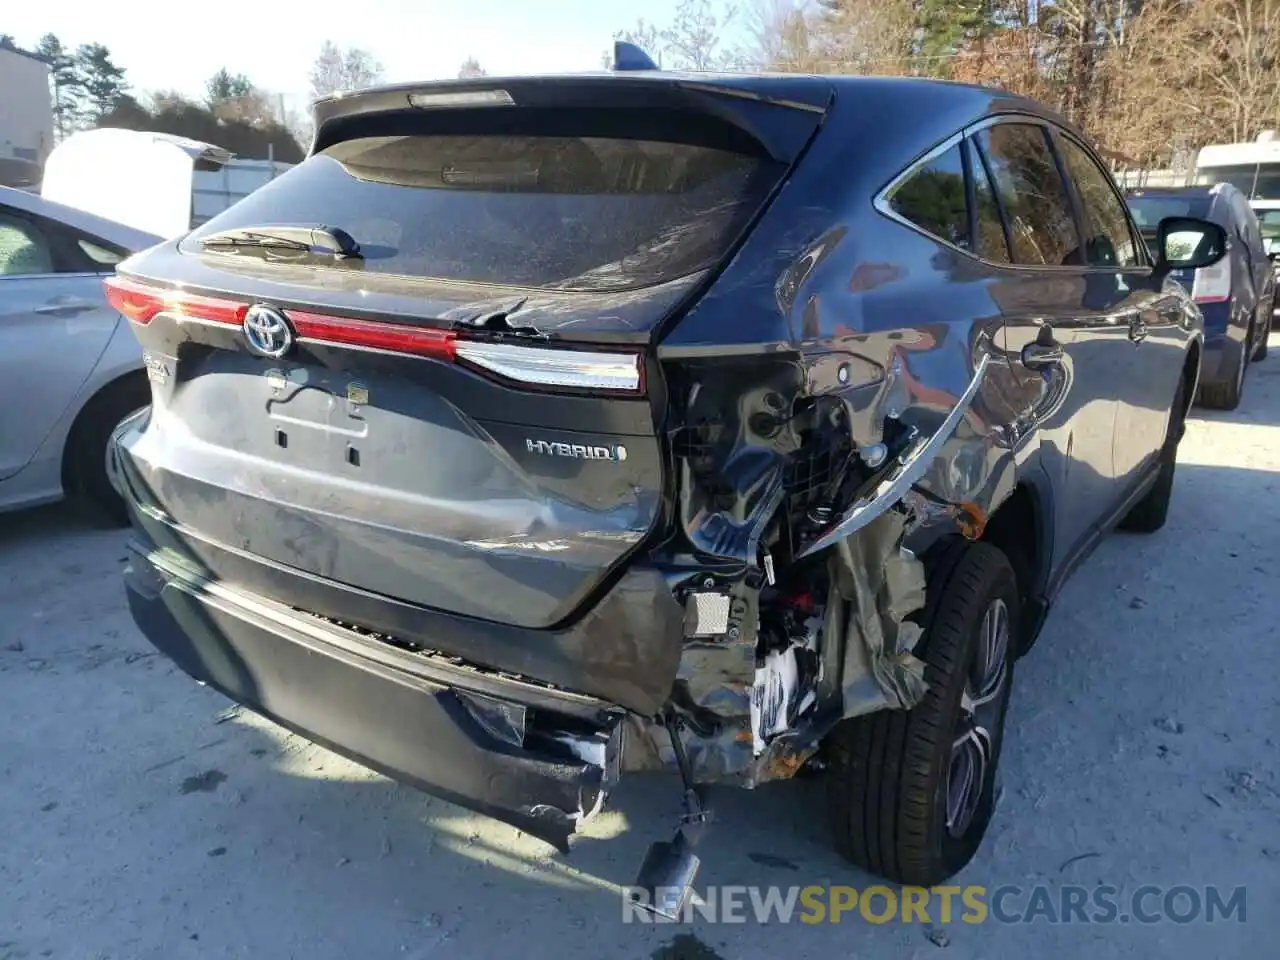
(182, 134, 783, 293)
(1126, 195, 1210, 229)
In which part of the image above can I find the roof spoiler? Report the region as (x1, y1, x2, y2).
(311, 75, 833, 165)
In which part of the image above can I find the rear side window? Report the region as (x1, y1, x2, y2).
(886, 142, 969, 249)
(1057, 136, 1142, 267)
(182, 134, 784, 293)
(967, 143, 1011, 263)
(975, 124, 1081, 267)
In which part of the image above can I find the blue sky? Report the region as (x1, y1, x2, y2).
(6, 0, 699, 106)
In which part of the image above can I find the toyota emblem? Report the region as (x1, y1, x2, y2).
(243, 305, 294, 358)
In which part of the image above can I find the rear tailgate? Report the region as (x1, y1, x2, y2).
(111, 75, 831, 642)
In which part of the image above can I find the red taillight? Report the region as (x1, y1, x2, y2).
(103, 275, 248, 327)
(106, 276, 643, 393)
(289, 310, 457, 360)
(1191, 263, 1231, 304)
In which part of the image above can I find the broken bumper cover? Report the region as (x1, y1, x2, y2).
(124, 542, 623, 851)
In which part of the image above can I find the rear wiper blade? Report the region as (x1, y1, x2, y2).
(199, 224, 362, 259)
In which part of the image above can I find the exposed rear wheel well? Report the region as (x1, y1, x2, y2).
(980, 483, 1044, 653)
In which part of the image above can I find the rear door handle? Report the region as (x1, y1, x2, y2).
(1022, 327, 1064, 371)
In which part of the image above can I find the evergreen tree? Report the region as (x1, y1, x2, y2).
(918, 0, 994, 61)
(74, 43, 128, 122)
(206, 68, 253, 108)
(37, 34, 83, 138)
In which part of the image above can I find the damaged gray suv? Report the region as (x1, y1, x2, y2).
(106, 53, 1227, 912)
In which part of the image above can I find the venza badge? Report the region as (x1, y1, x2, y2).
(243, 304, 294, 358)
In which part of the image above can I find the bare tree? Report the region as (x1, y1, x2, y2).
(282, 106, 315, 155)
(809, 0, 916, 74)
(613, 1, 738, 71)
(309, 41, 384, 99)
(617, 0, 1279, 171)
(1182, 0, 1280, 143)
(663, 0, 736, 71)
(215, 90, 279, 128)
(1088, 0, 1195, 167)
(741, 0, 821, 72)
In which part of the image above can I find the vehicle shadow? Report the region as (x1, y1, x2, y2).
(0, 499, 123, 546)
(1190, 331, 1280, 426)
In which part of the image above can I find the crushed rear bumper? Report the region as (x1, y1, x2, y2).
(125, 541, 625, 851)
(107, 409, 684, 718)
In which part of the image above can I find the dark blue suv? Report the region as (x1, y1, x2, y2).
(105, 66, 1230, 905)
(1128, 184, 1274, 409)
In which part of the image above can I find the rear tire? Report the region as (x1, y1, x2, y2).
(1254, 311, 1271, 361)
(1198, 335, 1248, 411)
(1120, 373, 1187, 534)
(66, 377, 150, 526)
(825, 541, 1019, 886)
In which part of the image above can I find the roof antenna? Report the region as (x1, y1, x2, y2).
(613, 40, 659, 71)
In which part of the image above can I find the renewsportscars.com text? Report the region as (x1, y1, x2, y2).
(622, 884, 1247, 925)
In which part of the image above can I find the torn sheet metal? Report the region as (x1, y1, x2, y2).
(621, 711, 819, 789)
(798, 354, 991, 558)
(627, 507, 928, 788)
(824, 509, 928, 717)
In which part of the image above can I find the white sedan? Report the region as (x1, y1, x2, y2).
(0, 185, 160, 522)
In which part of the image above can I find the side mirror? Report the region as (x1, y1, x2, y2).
(1155, 216, 1227, 274)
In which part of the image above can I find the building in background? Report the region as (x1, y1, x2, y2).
(0, 41, 53, 188)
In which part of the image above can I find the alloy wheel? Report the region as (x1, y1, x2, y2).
(945, 597, 1010, 838)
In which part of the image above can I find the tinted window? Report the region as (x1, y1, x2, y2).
(1059, 137, 1141, 267)
(0, 213, 54, 276)
(887, 143, 969, 249)
(1126, 195, 1210, 227)
(181, 134, 784, 293)
(966, 141, 1011, 263)
(976, 124, 1081, 266)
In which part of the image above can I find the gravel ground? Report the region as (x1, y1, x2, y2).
(2, 339, 1278, 960)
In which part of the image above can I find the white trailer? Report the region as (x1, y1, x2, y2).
(41, 128, 293, 239)
(191, 155, 293, 227)
(1194, 131, 1280, 200)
